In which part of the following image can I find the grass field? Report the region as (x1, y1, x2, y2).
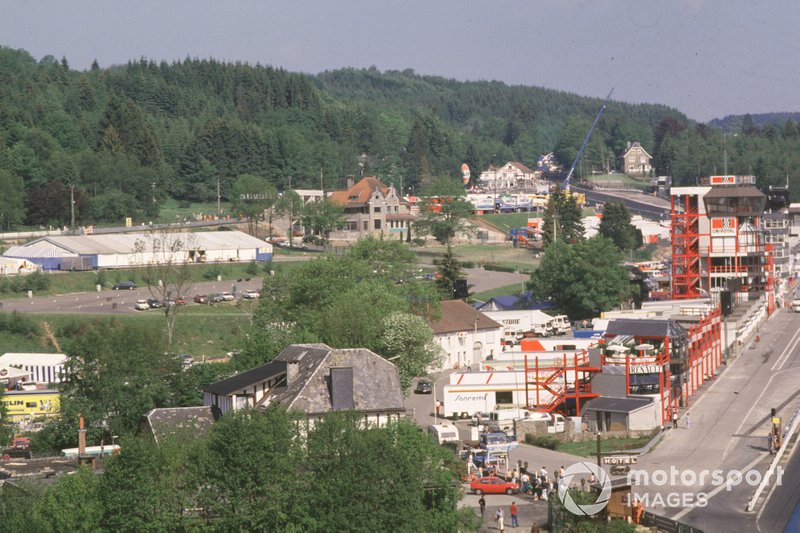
(415, 243, 539, 274)
(0, 261, 310, 300)
(584, 173, 650, 189)
(7, 310, 253, 359)
(154, 199, 233, 224)
(478, 212, 540, 233)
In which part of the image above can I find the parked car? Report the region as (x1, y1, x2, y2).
(209, 293, 225, 303)
(415, 379, 433, 394)
(470, 476, 519, 495)
(134, 299, 150, 311)
(147, 298, 162, 309)
(194, 295, 208, 304)
(242, 289, 261, 299)
(112, 281, 137, 290)
(220, 292, 235, 301)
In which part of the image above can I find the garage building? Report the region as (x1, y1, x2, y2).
(2, 231, 273, 271)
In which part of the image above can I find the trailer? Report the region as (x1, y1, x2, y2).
(483, 310, 558, 341)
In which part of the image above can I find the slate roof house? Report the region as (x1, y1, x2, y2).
(619, 142, 652, 177)
(202, 344, 405, 426)
(138, 406, 216, 444)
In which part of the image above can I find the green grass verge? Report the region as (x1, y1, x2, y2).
(555, 435, 655, 457)
(471, 283, 526, 303)
(154, 198, 233, 224)
(478, 212, 540, 233)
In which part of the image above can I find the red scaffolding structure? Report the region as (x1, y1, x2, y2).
(671, 193, 703, 299)
(523, 352, 600, 416)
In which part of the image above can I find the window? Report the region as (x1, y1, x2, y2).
(373, 206, 381, 213)
(374, 220, 381, 230)
(495, 391, 513, 404)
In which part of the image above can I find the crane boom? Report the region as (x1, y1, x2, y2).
(561, 87, 615, 190)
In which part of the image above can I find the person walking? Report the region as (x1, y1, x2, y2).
(478, 495, 486, 518)
(685, 412, 691, 429)
(672, 410, 678, 429)
(495, 507, 505, 532)
(768, 432, 774, 454)
(510, 501, 519, 527)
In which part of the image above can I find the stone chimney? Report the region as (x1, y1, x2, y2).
(346, 176, 355, 190)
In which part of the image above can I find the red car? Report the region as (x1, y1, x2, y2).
(470, 476, 519, 495)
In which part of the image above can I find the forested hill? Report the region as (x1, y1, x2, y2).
(1, 47, 799, 230)
(709, 112, 800, 133)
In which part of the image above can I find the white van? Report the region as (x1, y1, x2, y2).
(523, 412, 566, 433)
(428, 423, 460, 445)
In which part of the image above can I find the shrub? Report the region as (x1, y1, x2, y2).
(483, 263, 516, 273)
(461, 261, 476, 269)
(524, 434, 560, 450)
(245, 261, 260, 276)
(203, 265, 224, 280)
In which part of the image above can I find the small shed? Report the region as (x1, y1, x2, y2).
(585, 396, 658, 432)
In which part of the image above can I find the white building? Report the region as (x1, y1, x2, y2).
(3, 230, 272, 271)
(427, 300, 504, 370)
(0, 353, 69, 384)
(479, 162, 537, 191)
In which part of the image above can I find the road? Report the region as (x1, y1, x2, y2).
(573, 186, 671, 220)
(628, 307, 800, 532)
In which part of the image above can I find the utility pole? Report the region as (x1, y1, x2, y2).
(288, 176, 293, 248)
(151, 182, 156, 204)
(70, 184, 76, 228)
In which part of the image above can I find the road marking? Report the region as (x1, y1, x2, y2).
(770, 324, 800, 371)
(671, 453, 764, 522)
(723, 367, 800, 460)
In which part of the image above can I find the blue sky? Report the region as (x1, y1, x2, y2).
(2, 0, 798, 122)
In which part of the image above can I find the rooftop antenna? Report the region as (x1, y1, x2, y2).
(561, 87, 614, 190)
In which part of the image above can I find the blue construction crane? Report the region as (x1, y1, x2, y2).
(561, 88, 615, 190)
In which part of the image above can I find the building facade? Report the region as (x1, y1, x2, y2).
(479, 162, 538, 191)
(328, 177, 414, 244)
(427, 300, 504, 370)
(619, 142, 652, 177)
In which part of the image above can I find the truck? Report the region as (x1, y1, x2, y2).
(478, 432, 519, 453)
(550, 315, 571, 335)
(523, 412, 566, 433)
(482, 310, 558, 342)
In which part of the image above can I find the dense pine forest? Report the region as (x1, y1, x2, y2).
(1, 46, 799, 229)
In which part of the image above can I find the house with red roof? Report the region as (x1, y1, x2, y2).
(328, 176, 414, 244)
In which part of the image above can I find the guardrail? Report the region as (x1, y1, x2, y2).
(746, 403, 800, 512)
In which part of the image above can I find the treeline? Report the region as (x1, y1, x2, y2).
(1, 46, 798, 230)
(1, 410, 474, 532)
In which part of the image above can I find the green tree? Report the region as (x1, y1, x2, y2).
(100, 436, 192, 531)
(305, 413, 475, 532)
(599, 202, 643, 252)
(0, 384, 13, 446)
(0, 170, 26, 229)
(347, 235, 417, 280)
(379, 312, 443, 388)
(528, 236, 630, 319)
(192, 408, 304, 531)
(299, 197, 345, 245)
(274, 189, 304, 246)
(32, 466, 103, 532)
(434, 244, 467, 299)
(542, 189, 584, 245)
(414, 197, 474, 245)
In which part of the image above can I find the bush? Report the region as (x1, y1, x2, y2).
(245, 261, 260, 276)
(461, 261, 476, 269)
(524, 434, 560, 450)
(203, 265, 224, 280)
(483, 263, 516, 273)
